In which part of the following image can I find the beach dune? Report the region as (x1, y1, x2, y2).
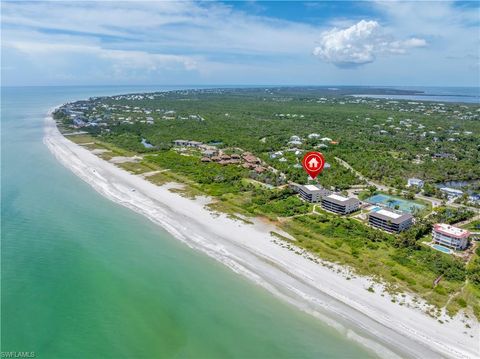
(44, 111, 479, 359)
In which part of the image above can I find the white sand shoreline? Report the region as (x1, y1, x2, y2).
(44, 108, 478, 359)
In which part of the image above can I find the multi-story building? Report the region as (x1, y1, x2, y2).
(368, 209, 413, 233)
(321, 194, 359, 215)
(293, 184, 331, 203)
(432, 223, 470, 250)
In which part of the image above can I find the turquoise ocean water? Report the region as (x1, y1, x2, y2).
(1, 86, 374, 358)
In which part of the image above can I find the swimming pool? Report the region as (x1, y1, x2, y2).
(432, 244, 452, 254)
(366, 194, 425, 213)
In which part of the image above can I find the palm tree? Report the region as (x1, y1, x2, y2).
(387, 198, 395, 208)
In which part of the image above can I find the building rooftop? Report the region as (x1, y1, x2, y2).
(440, 187, 463, 195)
(369, 209, 413, 224)
(376, 209, 402, 219)
(295, 184, 331, 196)
(434, 223, 470, 239)
(328, 194, 349, 202)
(304, 184, 322, 191)
(324, 194, 359, 206)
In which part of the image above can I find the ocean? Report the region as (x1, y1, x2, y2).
(1, 86, 374, 358)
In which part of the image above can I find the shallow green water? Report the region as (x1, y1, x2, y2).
(1, 86, 374, 358)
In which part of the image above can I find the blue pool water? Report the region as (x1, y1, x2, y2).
(432, 244, 452, 254)
(366, 194, 425, 213)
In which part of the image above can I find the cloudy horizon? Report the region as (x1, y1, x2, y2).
(1, 1, 479, 87)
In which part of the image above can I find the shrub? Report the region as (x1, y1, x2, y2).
(434, 285, 447, 295)
(456, 298, 467, 308)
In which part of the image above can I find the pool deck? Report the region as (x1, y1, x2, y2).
(424, 240, 477, 261)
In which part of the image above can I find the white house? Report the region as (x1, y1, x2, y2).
(440, 187, 463, 198)
(407, 178, 424, 188)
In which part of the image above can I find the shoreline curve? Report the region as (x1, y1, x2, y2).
(44, 105, 479, 359)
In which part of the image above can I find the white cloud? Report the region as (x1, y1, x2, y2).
(313, 20, 426, 67)
(5, 40, 197, 72)
(0, 1, 477, 86)
(100, 49, 197, 72)
(1, 1, 318, 56)
(1, 1, 321, 84)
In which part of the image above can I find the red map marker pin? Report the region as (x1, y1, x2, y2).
(301, 151, 325, 179)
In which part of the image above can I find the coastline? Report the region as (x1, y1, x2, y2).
(44, 108, 479, 359)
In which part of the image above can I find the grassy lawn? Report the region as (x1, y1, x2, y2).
(67, 133, 137, 160)
(117, 161, 157, 175)
(146, 172, 174, 186)
(207, 192, 256, 217)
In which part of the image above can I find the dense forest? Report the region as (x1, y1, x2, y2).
(65, 87, 479, 189)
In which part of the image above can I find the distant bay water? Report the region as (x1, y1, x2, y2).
(350, 86, 479, 104)
(1, 86, 374, 358)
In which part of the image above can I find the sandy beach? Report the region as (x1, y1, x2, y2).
(44, 110, 479, 359)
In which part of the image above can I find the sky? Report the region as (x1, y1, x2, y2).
(1, 1, 479, 87)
